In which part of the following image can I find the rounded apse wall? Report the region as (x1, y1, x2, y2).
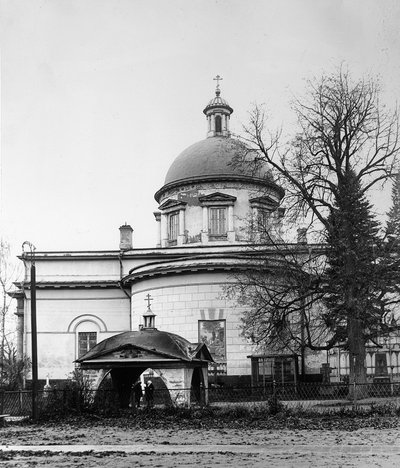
(130, 270, 253, 380)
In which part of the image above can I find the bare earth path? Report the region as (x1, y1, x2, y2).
(1, 424, 400, 467)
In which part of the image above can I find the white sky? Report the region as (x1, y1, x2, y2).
(1, 0, 400, 256)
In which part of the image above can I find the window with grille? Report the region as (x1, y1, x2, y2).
(78, 332, 97, 358)
(209, 207, 227, 236)
(168, 212, 179, 242)
(257, 209, 270, 230)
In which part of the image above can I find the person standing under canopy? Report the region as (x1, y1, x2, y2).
(145, 380, 155, 408)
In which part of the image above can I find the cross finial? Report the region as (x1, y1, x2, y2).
(145, 293, 153, 310)
(213, 74, 223, 89)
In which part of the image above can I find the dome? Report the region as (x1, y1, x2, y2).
(203, 95, 233, 114)
(154, 80, 284, 203)
(162, 136, 271, 187)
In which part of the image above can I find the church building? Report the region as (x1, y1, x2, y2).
(16, 80, 327, 390)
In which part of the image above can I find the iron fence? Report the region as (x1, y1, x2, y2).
(1, 382, 400, 418)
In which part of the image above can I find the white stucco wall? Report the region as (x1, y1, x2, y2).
(24, 288, 130, 380)
(130, 271, 254, 377)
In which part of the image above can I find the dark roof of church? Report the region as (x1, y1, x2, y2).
(162, 136, 272, 188)
(76, 328, 208, 363)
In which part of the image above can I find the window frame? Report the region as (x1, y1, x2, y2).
(168, 211, 179, 244)
(198, 319, 227, 363)
(198, 192, 237, 242)
(208, 206, 227, 238)
(257, 208, 270, 230)
(249, 196, 285, 234)
(157, 198, 187, 246)
(78, 331, 97, 359)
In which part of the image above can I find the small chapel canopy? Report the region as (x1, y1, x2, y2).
(76, 328, 213, 369)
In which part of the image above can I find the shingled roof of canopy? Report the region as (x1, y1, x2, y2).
(76, 329, 198, 363)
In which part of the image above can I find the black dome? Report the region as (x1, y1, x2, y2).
(164, 137, 271, 186)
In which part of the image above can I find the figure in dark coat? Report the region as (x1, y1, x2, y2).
(133, 381, 143, 408)
(145, 380, 155, 408)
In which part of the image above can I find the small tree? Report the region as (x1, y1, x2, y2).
(0, 239, 23, 388)
(231, 69, 400, 384)
(1, 240, 14, 384)
(1, 346, 30, 390)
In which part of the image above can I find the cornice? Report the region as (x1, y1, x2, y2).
(198, 192, 237, 205)
(13, 280, 123, 290)
(154, 174, 285, 203)
(121, 246, 323, 285)
(158, 199, 187, 211)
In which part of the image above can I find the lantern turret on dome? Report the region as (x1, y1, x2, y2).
(203, 75, 233, 138)
(142, 294, 156, 329)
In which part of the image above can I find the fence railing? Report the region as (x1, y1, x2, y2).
(1, 382, 400, 418)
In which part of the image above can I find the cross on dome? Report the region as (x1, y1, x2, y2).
(203, 75, 233, 138)
(213, 74, 223, 95)
(143, 293, 156, 329)
(145, 293, 153, 310)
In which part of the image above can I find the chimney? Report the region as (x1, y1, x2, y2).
(119, 224, 133, 250)
(297, 227, 307, 244)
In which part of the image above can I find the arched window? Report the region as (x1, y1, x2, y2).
(215, 115, 222, 133)
(68, 315, 106, 359)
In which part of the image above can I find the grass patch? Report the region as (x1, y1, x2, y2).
(26, 399, 400, 432)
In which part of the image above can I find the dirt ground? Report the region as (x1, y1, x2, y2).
(1, 420, 400, 467)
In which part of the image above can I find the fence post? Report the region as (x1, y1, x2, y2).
(272, 379, 277, 404)
(353, 381, 357, 409)
(0, 391, 4, 414)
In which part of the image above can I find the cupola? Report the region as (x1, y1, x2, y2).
(142, 293, 156, 329)
(203, 75, 233, 138)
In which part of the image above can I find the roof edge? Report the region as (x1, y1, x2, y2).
(154, 174, 284, 203)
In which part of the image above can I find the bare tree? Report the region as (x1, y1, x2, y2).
(0, 239, 21, 387)
(231, 69, 400, 384)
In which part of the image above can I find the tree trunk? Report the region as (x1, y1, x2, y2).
(347, 316, 368, 400)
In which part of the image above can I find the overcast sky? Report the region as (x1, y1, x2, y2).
(1, 0, 400, 255)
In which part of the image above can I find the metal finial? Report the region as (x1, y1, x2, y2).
(145, 293, 153, 311)
(213, 75, 223, 95)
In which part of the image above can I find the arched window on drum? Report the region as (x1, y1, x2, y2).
(215, 115, 222, 133)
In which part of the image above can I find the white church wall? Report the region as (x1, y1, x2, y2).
(26, 333, 75, 381)
(29, 252, 180, 282)
(32, 257, 122, 282)
(24, 287, 130, 380)
(25, 289, 130, 332)
(185, 204, 203, 243)
(130, 272, 254, 378)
